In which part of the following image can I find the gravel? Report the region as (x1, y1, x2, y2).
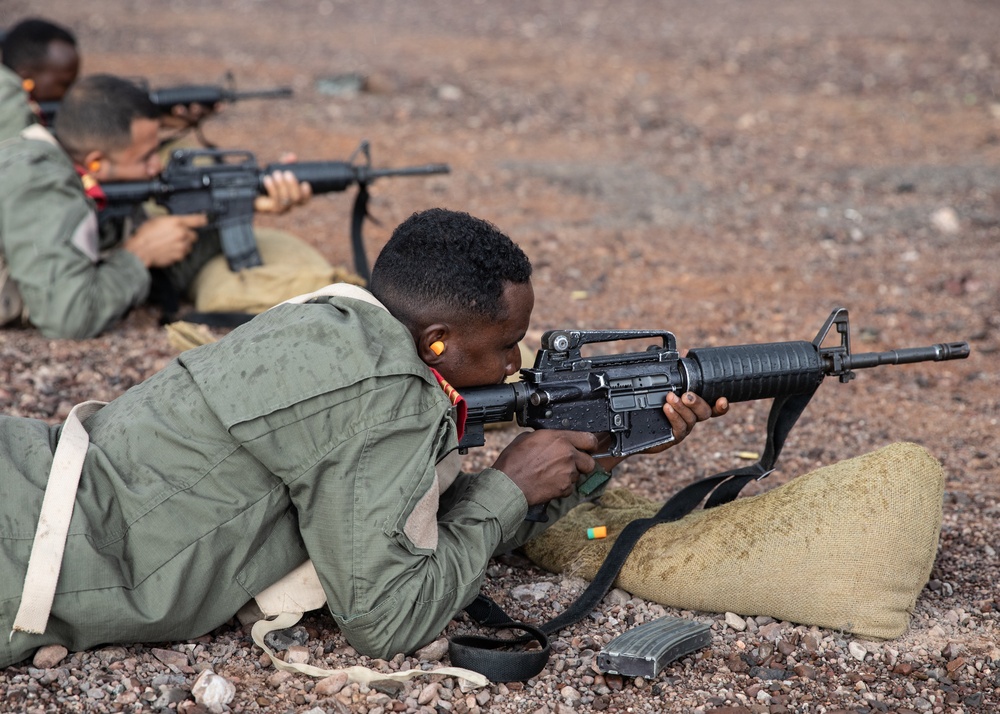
(2, 0, 998, 711)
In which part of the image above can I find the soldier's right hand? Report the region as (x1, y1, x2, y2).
(492, 430, 600, 506)
(123, 214, 208, 268)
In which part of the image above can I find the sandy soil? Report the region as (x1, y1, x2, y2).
(1, 1, 997, 712)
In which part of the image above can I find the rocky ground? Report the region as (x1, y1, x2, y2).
(1, 0, 998, 712)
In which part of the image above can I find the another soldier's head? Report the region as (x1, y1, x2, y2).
(1, 18, 80, 102)
(370, 208, 534, 389)
(55, 74, 162, 182)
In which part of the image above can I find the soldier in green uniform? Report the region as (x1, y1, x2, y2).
(0, 73, 310, 338)
(0, 208, 726, 667)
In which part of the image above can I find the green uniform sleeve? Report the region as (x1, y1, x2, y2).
(0, 141, 150, 339)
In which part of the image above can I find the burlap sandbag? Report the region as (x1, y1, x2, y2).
(523, 442, 944, 639)
(190, 227, 365, 314)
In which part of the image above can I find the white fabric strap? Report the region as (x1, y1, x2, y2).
(251, 613, 487, 687)
(278, 282, 387, 311)
(11, 400, 107, 637)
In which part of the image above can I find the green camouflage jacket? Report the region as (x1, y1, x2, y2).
(1, 294, 575, 666)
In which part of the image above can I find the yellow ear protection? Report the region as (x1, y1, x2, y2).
(430, 341, 446, 356)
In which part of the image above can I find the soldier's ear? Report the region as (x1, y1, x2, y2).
(82, 150, 109, 179)
(418, 324, 450, 365)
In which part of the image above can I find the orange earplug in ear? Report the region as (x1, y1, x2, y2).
(88, 161, 101, 173)
(430, 341, 446, 356)
(22, 78, 35, 93)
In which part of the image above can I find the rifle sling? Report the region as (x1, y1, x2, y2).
(449, 387, 819, 681)
(350, 184, 372, 283)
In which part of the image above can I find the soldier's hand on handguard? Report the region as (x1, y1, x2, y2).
(161, 102, 221, 130)
(255, 154, 313, 214)
(492, 430, 600, 506)
(642, 392, 729, 454)
(123, 214, 208, 268)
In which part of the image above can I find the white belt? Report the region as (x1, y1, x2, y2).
(10, 400, 106, 638)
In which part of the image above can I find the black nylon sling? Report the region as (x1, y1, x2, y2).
(449, 388, 819, 681)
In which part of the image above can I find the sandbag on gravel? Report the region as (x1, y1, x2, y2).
(523, 441, 944, 639)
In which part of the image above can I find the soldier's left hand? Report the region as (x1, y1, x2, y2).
(642, 392, 728, 454)
(256, 158, 313, 214)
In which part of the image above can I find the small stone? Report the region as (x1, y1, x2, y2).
(153, 686, 189, 708)
(115, 691, 139, 705)
(511, 582, 556, 601)
(758, 622, 784, 641)
(191, 670, 236, 714)
(438, 84, 463, 101)
(560, 685, 581, 701)
(941, 642, 962, 660)
(749, 666, 790, 680)
(417, 682, 440, 705)
(32, 645, 69, 669)
(946, 657, 966, 674)
(849, 641, 867, 661)
(793, 664, 817, 679)
(606, 588, 631, 606)
(284, 645, 310, 664)
(315, 671, 350, 696)
(930, 207, 960, 234)
(414, 638, 449, 661)
(725, 612, 747, 631)
(151, 647, 189, 670)
(263, 625, 310, 651)
(727, 654, 748, 673)
(267, 670, 294, 688)
(893, 662, 914, 675)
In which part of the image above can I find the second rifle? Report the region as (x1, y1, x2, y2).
(100, 143, 450, 277)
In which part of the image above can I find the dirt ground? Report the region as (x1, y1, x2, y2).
(1, 1, 998, 712)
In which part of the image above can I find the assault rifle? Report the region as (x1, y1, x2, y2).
(460, 308, 969, 518)
(37, 82, 292, 131)
(450, 309, 970, 679)
(100, 142, 450, 276)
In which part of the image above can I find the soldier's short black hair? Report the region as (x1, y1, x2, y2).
(1, 18, 77, 71)
(54, 74, 159, 158)
(370, 208, 532, 330)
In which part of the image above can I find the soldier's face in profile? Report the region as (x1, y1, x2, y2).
(437, 280, 533, 390)
(100, 118, 163, 181)
(30, 40, 80, 102)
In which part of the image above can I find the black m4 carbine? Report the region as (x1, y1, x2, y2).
(99, 143, 450, 276)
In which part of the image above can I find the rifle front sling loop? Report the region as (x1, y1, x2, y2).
(451, 386, 820, 682)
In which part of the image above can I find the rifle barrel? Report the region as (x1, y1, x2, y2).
(841, 342, 970, 370)
(148, 85, 293, 107)
(363, 164, 451, 181)
(228, 87, 294, 100)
